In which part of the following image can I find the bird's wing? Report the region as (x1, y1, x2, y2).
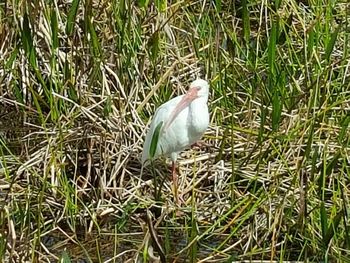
(141, 96, 183, 164)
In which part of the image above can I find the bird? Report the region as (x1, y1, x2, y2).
(141, 79, 210, 204)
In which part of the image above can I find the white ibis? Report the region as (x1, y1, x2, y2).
(142, 79, 210, 203)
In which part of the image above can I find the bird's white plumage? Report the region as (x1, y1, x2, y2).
(142, 79, 209, 164)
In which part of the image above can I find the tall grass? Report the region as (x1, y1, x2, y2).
(1, 0, 350, 262)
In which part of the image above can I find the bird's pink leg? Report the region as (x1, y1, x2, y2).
(172, 161, 179, 205)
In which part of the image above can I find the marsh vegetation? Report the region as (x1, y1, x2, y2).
(1, 0, 350, 262)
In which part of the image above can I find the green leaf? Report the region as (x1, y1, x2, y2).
(103, 96, 112, 117)
(271, 89, 281, 131)
(189, 215, 198, 263)
(21, 13, 37, 68)
(323, 210, 342, 247)
(21, 13, 32, 55)
(138, 0, 150, 8)
(338, 115, 350, 145)
(149, 121, 163, 158)
(241, 0, 250, 44)
(319, 156, 326, 201)
(325, 24, 340, 62)
(149, 32, 160, 61)
(258, 104, 267, 143)
(66, 0, 80, 35)
(13, 84, 24, 104)
(214, 0, 221, 12)
(5, 47, 18, 70)
(307, 28, 315, 57)
(155, 0, 166, 12)
(274, 0, 281, 9)
(325, 151, 340, 176)
(320, 201, 328, 241)
(304, 121, 315, 162)
(59, 250, 72, 263)
(88, 19, 101, 57)
(68, 85, 78, 102)
(268, 21, 277, 75)
(51, 9, 59, 49)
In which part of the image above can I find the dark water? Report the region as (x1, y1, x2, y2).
(40, 225, 233, 262)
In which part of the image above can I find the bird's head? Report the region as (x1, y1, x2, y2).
(187, 79, 209, 101)
(162, 78, 210, 131)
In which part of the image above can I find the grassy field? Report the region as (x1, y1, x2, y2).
(1, 0, 350, 262)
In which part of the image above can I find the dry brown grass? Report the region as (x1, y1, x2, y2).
(1, 0, 350, 262)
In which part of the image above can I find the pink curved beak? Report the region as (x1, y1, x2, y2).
(163, 87, 199, 131)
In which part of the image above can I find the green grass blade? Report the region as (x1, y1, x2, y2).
(59, 250, 72, 263)
(155, 0, 166, 12)
(271, 88, 282, 131)
(241, 0, 250, 44)
(307, 28, 315, 57)
(268, 20, 277, 76)
(274, 0, 281, 9)
(304, 121, 315, 161)
(148, 32, 160, 62)
(149, 121, 163, 158)
(338, 115, 350, 145)
(5, 47, 18, 70)
(189, 215, 198, 263)
(137, 0, 150, 8)
(66, 0, 80, 35)
(103, 96, 112, 118)
(88, 19, 101, 57)
(325, 24, 340, 62)
(325, 151, 340, 177)
(320, 201, 328, 243)
(21, 13, 37, 68)
(213, 0, 221, 12)
(51, 9, 58, 50)
(324, 210, 342, 248)
(258, 104, 267, 143)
